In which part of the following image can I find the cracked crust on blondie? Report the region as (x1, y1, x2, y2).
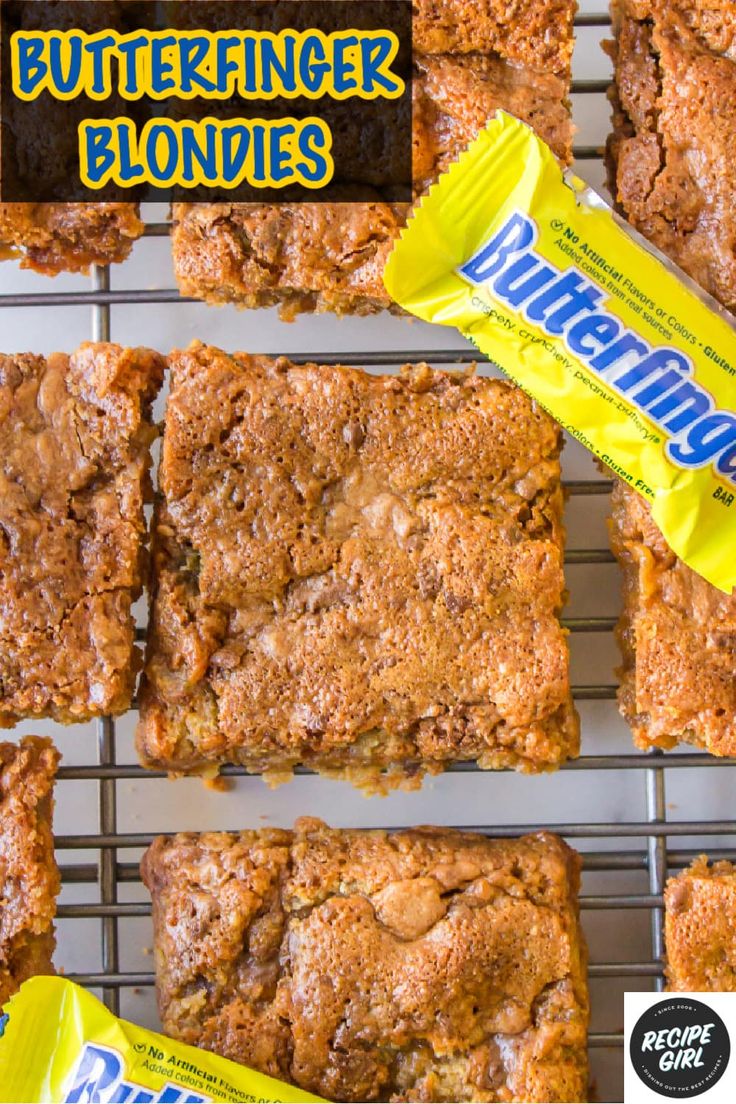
(0, 736, 60, 1008)
(606, 0, 736, 311)
(0, 204, 144, 276)
(0, 344, 164, 725)
(609, 481, 736, 755)
(142, 818, 589, 1103)
(413, 0, 576, 71)
(665, 856, 736, 991)
(137, 345, 577, 790)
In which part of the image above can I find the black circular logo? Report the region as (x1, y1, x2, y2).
(630, 997, 730, 1097)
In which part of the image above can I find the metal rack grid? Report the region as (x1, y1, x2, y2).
(2, 6, 735, 1102)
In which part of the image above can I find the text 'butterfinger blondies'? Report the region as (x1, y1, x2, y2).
(142, 819, 589, 1103)
(0, 344, 164, 726)
(137, 345, 577, 790)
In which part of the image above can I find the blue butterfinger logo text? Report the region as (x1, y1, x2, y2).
(459, 211, 736, 485)
(65, 1043, 209, 1104)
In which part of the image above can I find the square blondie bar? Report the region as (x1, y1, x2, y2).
(607, 0, 736, 312)
(141, 819, 589, 1103)
(0, 204, 144, 276)
(0, 736, 60, 1008)
(172, 6, 574, 317)
(609, 482, 736, 755)
(665, 857, 736, 991)
(137, 345, 577, 788)
(0, 344, 164, 726)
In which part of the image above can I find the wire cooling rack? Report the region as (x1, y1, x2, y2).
(2, 6, 735, 1103)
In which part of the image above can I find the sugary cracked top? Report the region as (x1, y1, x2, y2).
(142, 819, 589, 1103)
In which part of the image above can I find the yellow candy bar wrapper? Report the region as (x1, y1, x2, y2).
(0, 976, 323, 1103)
(383, 111, 736, 594)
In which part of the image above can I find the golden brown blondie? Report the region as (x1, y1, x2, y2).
(609, 482, 736, 756)
(0, 344, 164, 726)
(665, 856, 736, 991)
(142, 819, 589, 1103)
(0, 1, 143, 275)
(2, 38, 138, 257)
(0, 736, 60, 1008)
(0, 204, 144, 276)
(173, 15, 574, 317)
(413, 0, 576, 69)
(137, 345, 577, 788)
(607, 0, 736, 311)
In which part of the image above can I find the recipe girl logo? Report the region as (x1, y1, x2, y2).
(625, 994, 733, 1100)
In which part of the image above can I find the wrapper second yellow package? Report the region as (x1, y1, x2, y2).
(0, 976, 323, 1103)
(384, 111, 736, 594)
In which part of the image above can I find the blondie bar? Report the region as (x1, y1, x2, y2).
(665, 856, 736, 991)
(142, 819, 589, 1103)
(0, 204, 144, 276)
(609, 482, 736, 755)
(0, 344, 164, 725)
(0, 2, 142, 278)
(137, 346, 577, 788)
(607, 0, 736, 311)
(413, 0, 576, 69)
(0, 737, 60, 1008)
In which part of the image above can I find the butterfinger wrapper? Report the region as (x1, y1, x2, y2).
(384, 111, 736, 593)
(0, 976, 323, 1103)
